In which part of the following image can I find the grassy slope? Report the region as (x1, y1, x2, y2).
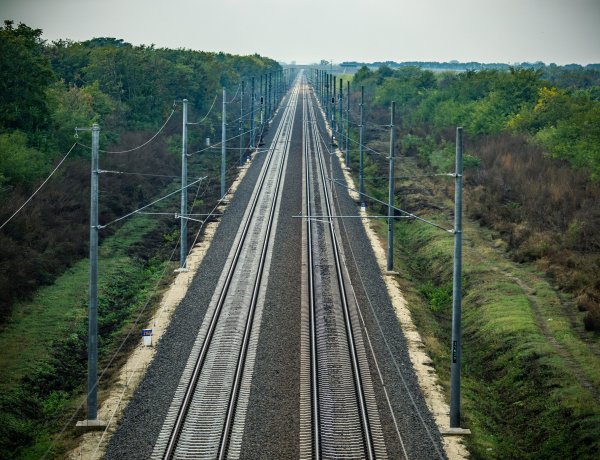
(364, 155, 600, 458)
(0, 211, 181, 459)
(0, 215, 161, 391)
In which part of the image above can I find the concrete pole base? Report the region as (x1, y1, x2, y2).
(441, 427, 471, 436)
(76, 419, 108, 431)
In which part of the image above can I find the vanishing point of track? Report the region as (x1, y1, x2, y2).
(151, 73, 387, 459)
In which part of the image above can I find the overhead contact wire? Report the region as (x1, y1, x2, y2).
(186, 94, 219, 126)
(99, 177, 206, 229)
(0, 142, 77, 230)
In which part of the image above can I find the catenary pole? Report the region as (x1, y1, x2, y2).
(239, 80, 245, 165)
(268, 72, 272, 120)
(319, 69, 322, 103)
(359, 86, 365, 210)
(221, 88, 226, 199)
(324, 71, 327, 109)
(180, 99, 188, 268)
(450, 127, 464, 428)
(323, 70, 325, 107)
(87, 123, 100, 420)
(332, 76, 337, 144)
(275, 70, 279, 106)
(338, 78, 343, 153)
(260, 75, 264, 130)
(325, 73, 330, 121)
(319, 70, 323, 105)
(260, 94, 264, 129)
(317, 69, 320, 101)
(346, 80, 350, 167)
(250, 77, 255, 149)
(387, 101, 395, 272)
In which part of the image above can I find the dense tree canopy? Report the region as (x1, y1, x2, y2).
(0, 21, 281, 320)
(0, 21, 55, 132)
(354, 63, 600, 177)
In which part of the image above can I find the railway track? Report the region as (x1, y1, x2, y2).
(301, 76, 387, 459)
(105, 71, 448, 460)
(151, 77, 300, 460)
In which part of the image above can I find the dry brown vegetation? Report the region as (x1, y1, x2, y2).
(465, 133, 600, 330)
(0, 130, 179, 322)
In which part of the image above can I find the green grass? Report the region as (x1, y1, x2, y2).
(370, 205, 600, 459)
(0, 211, 178, 459)
(0, 213, 158, 391)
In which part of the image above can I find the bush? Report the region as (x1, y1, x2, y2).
(419, 280, 452, 313)
(0, 131, 47, 190)
(0, 259, 165, 458)
(583, 304, 600, 331)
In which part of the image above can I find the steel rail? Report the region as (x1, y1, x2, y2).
(162, 80, 300, 460)
(217, 81, 299, 459)
(303, 83, 322, 460)
(305, 78, 376, 459)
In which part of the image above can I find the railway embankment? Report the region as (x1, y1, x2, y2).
(365, 156, 600, 458)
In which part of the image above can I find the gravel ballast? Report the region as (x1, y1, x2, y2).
(315, 92, 447, 457)
(106, 81, 446, 459)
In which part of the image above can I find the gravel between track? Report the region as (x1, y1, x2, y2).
(237, 88, 303, 459)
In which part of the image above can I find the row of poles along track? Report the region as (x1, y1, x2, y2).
(76, 65, 465, 434)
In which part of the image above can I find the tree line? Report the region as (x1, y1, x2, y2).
(350, 63, 600, 330)
(0, 20, 281, 322)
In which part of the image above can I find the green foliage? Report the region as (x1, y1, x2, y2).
(495, 67, 542, 113)
(538, 104, 600, 177)
(446, 69, 499, 101)
(0, 259, 166, 459)
(429, 142, 455, 173)
(353, 65, 373, 85)
(463, 154, 481, 169)
(46, 80, 116, 149)
(78, 44, 279, 130)
(0, 21, 55, 131)
(45, 39, 90, 87)
(0, 23, 280, 319)
(415, 96, 475, 130)
(542, 64, 600, 90)
(419, 280, 452, 313)
(468, 91, 508, 135)
(0, 131, 47, 190)
(535, 111, 600, 179)
(375, 77, 420, 108)
(508, 87, 600, 178)
(362, 60, 597, 179)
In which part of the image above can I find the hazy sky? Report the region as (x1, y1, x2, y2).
(2, 0, 599, 65)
